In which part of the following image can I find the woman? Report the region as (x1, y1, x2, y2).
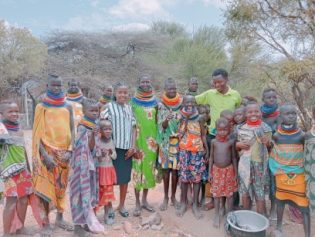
(131, 75, 158, 216)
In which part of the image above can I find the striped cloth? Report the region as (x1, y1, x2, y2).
(100, 101, 136, 149)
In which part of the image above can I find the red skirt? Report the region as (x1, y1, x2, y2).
(4, 169, 33, 198)
(98, 166, 117, 186)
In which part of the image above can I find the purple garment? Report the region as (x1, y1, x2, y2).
(69, 125, 104, 233)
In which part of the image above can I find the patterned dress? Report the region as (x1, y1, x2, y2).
(305, 131, 315, 216)
(178, 111, 206, 183)
(69, 124, 104, 233)
(131, 101, 158, 190)
(157, 98, 182, 170)
(237, 122, 271, 200)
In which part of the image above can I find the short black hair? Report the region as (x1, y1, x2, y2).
(262, 88, 277, 96)
(216, 117, 229, 128)
(0, 100, 17, 114)
(212, 68, 228, 79)
(220, 109, 233, 117)
(280, 103, 296, 114)
(82, 98, 98, 111)
(164, 77, 176, 89)
(114, 82, 128, 92)
(99, 119, 112, 128)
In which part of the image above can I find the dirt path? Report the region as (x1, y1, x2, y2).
(0, 130, 314, 237)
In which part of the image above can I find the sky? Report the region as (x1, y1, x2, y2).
(0, 0, 226, 37)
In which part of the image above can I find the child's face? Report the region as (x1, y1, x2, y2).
(246, 104, 262, 122)
(241, 98, 249, 107)
(84, 104, 99, 120)
(2, 103, 19, 123)
(115, 86, 129, 104)
(104, 86, 113, 97)
(221, 114, 234, 127)
(234, 108, 245, 124)
(216, 123, 230, 138)
(47, 78, 63, 94)
(281, 105, 297, 126)
(139, 77, 152, 92)
(183, 96, 196, 112)
(100, 124, 112, 139)
(262, 91, 277, 106)
(165, 83, 177, 98)
(68, 81, 80, 94)
(188, 79, 198, 92)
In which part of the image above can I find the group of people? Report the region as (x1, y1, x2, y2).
(0, 68, 314, 237)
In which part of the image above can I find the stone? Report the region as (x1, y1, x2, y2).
(123, 221, 133, 235)
(151, 223, 164, 231)
(141, 212, 162, 226)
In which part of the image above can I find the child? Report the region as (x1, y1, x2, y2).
(236, 103, 271, 215)
(305, 105, 315, 216)
(185, 77, 199, 96)
(220, 109, 235, 128)
(101, 83, 137, 218)
(261, 88, 281, 220)
(99, 85, 113, 109)
(157, 78, 183, 211)
(95, 119, 117, 225)
(0, 101, 41, 235)
(233, 107, 246, 127)
(269, 104, 310, 237)
(209, 118, 237, 228)
(197, 105, 213, 210)
(177, 95, 208, 219)
(70, 98, 105, 236)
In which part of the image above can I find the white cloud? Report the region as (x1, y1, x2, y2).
(109, 0, 168, 18)
(63, 13, 112, 31)
(89, 0, 100, 7)
(111, 22, 150, 32)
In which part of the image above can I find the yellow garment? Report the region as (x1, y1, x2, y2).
(32, 104, 72, 211)
(276, 173, 309, 207)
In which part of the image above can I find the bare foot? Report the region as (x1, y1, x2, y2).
(133, 203, 141, 217)
(40, 225, 53, 237)
(192, 204, 203, 219)
(16, 227, 33, 235)
(141, 201, 155, 212)
(176, 203, 187, 217)
(171, 197, 181, 209)
(56, 219, 74, 231)
(74, 225, 91, 237)
(159, 198, 168, 211)
(213, 215, 220, 228)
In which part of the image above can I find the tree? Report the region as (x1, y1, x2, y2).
(0, 20, 47, 98)
(225, 0, 315, 130)
(165, 26, 228, 90)
(151, 21, 186, 38)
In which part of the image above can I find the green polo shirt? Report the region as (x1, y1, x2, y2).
(195, 87, 241, 135)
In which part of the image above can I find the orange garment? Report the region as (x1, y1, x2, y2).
(275, 173, 309, 207)
(70, 101, 83, 129)
(211, 164, 237, 198)
(32, 104, 72, 212)
(178, 120, 204, 152)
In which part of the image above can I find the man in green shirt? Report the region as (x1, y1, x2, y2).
(195, 68, 241, 136)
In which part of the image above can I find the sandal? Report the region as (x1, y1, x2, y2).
(119, 208, 129, 218)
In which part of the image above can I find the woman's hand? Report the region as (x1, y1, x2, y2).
(236, 141, 250, 150)
(125, 147, 137, 160)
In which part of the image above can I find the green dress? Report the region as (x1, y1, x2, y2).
(131, 101, 158, 190)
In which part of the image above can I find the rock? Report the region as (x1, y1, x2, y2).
(141, 212, 162, 226)
(123, 221, 133, 234)
(151, 223, 164, 231)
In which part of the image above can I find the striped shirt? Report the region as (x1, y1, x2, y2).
(100, 101, 136, 149)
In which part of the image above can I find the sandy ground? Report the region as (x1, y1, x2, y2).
(0, 130, 314, 237)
